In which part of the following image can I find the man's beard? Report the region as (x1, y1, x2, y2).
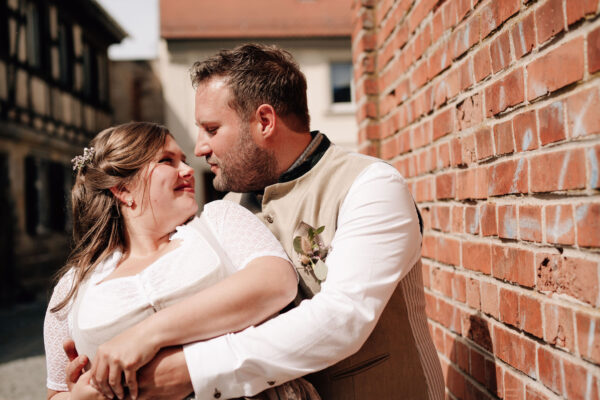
(209, 125, 279, 193)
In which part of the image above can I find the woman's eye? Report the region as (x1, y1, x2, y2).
(159, 157, 173, 164)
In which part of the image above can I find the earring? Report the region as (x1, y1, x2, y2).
(127, 200, 133, 207)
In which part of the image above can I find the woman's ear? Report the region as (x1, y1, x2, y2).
(109, 185, 131, 206)
(255, 104, 276, 140)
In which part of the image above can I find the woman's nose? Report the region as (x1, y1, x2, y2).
(179, 162, 194, 177)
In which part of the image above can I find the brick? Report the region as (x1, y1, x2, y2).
(530, 149, 586, 192)
(461, 133, 476, 165)
(433, 204, 451, 232)
(488, 158, 528, 196)
(494, 325, 537, 377)
(455, 338, 470, 372)
(511, 12, 536, 59)
(435, 172, 456, 200)
(437, 141, 451, 169)
(512, 110, 538, 152)
(428, 41, 452, 79)
(408, 0, 437, 32)
(490, 31, 512, 73)
(466, 278, 481, 310)
(525, 385, 550, 400)
(576, 311, 600, 364)
(432, 8, 445, 42)
(544, 303, 575, 352)
(493, 120, 514, 156)
(538, 100, 566, 145)
(438, 236, 461, 266)
(576, 202, 600, 247)
(447, 364, 466, 399)
(589, 25, 600, 73)
(545, 204, 575, 245)
(519, 295, 543, 338)
(537, 347, 563, 395)
(438, 298, 461, 332)
(518, 204, 543, 242)
(563, 256, 599, 305)
(480, 202, 497, 236)
(535, 0, 565, 44)
(566, 86, 600, 138)
(433, 107, 454, 139)
(465, 205, 480, 235)
(486, 68, 525, 116)
(453, 273, 467, 303)
(475, 127, 493, 160)
(462, 241, 492, 273)
(567, 0, 598, 25)
(463, 312, 493, 352)
(452, 205, 464, 233)
(492, 244, 535, 287)
(499, 287, 519, 327)
(497, 204, 518, 240)
(432, 267, 454, 298)
(413, 176, 434, 202)
(474, 44, 492, 82)
(452, 16, 480, 60)
(469, 347, 486, 384)
(587, 145, 600, 189)
(458, 57, 474, 91)
(479, 0, 520, 39)
(527, 38, 585, 101)
(457, 92, 482, 131)
(457, 167, 488, 200)
(503, 368, 525, 400)
(480, 281, 499, 318)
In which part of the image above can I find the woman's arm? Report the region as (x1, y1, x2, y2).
(91, 255, 297, 399)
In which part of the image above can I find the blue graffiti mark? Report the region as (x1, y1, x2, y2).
(588, 148, 598, 188)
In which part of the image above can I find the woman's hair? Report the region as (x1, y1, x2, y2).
(189, 43, 310, 132)
(51, 121, 171, 312)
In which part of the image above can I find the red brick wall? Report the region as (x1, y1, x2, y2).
(352, 0, 600, 398)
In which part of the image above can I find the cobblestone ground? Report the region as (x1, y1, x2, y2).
(0, 301, 47, 400)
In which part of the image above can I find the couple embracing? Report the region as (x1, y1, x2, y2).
(44, 44, 444, 400)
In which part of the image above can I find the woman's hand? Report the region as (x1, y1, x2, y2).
(70, 370, 110, 400)
(90, 324, 160, 400)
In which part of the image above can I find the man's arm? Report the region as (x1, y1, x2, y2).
(183, 162, 423, 398)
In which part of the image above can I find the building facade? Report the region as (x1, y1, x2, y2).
(158, 0, 355, 205)
(0, 0, 125, 304)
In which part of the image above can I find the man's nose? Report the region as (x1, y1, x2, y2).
(194, 132, 211, 157)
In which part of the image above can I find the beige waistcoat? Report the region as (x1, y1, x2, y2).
(232, 145, 444, 400)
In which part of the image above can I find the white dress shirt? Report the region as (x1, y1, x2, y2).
(183, 161, 423, 398)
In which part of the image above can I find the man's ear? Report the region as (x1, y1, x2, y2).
(109, 185, 130, 206)
(255, 104, 276, 140)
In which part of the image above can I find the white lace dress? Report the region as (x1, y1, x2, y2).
(43, 200, 290, 393)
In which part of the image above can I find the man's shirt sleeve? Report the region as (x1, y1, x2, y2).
(183, 162, 423, 398)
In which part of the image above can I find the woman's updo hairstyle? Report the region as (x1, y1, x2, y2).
(52, 122, 171, 312)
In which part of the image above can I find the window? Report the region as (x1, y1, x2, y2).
(24, 156, 40, 235)
(26, 0, 50, 74)
(58, 21, 74, 88)
(82, 40, 99, 99)
(330, 62, 353, 104)
(0, 0, 8, 58)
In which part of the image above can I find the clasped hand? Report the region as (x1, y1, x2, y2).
(89, 326, 160, 400)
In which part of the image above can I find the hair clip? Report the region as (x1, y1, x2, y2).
(71, 147, 95, 171)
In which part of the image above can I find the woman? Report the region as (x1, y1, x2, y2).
(43, 122, 320, 400)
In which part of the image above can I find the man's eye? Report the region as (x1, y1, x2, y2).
(206, 127, 218, 135)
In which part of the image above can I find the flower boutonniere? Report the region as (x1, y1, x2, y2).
(293, 223, 330, 282)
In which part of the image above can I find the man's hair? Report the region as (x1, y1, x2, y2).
(190, 43, 310, 132)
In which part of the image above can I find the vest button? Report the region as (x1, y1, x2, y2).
(265, 215, 274, 223)
(213, 388, 221, 398)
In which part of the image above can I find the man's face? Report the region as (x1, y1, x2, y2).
(194, 77, 278, 192)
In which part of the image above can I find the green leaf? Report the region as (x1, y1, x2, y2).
(293, 236, 305, 255)
(316, 226, 325, 234)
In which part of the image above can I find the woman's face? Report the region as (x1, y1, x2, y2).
(130, 135, 198, 230)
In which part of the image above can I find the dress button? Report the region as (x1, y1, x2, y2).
(267, 380, 276, 386)
(265, 215, 274, 223)
(213, 388, 221, 398)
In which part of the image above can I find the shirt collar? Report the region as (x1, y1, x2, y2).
(278, 131, 331, 183)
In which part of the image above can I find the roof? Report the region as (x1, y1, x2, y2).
(160, 0, 352, 39)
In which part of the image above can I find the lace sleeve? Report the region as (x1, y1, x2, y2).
(43, 271, 74, 392)
(202, 200, 290, 270)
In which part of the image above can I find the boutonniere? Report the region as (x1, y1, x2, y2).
(293, 223, 330, 282)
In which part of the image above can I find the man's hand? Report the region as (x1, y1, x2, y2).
(63, 339, 89, 392)
(133, 346, 193, 400)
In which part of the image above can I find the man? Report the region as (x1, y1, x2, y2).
(66, 44, 444, 399)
